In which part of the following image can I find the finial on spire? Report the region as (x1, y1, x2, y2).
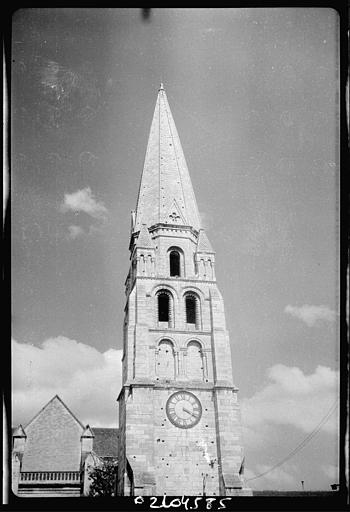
(159, 82, 164, 91)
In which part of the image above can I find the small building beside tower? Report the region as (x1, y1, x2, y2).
(12, 395, 118, 497)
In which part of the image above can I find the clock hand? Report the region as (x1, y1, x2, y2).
(183, 407, 197, 418)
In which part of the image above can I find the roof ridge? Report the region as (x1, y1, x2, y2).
(92, 427, 119, 430)
(13, 424, 26, 437)
(24, 395, 85, 431)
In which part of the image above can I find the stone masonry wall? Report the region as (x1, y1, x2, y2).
(119, 223, 249, 495)
(125, 387, 220, 496)
(22, 399, 83, 472)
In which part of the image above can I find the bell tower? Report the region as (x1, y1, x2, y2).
(117, 84, 251, 497)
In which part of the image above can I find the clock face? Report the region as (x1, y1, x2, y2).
(166, 391, 202, 428)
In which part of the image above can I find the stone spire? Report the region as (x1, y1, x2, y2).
(196, 229, 214, 253)
(135, 223, 155, 249)
(134, 84, 201, 233)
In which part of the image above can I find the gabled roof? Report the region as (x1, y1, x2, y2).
(196, 229, 214, 253)
(165, 199, 187, 225)
(134, 84, 202, 232)
(222, 472, 243, 488)
(82, 425, 94, 438)
(24, 395, 85, 431)
(92, 428, 119, 458)
(13, 424, 26, 437)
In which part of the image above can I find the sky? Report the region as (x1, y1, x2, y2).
(10, 8, 340, 491)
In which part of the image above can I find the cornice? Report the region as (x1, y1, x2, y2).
(118, 381, 239, 393)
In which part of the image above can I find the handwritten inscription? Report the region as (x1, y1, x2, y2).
(134, 495, 232, 510)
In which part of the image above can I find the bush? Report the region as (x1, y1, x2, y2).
(88, 459, 117, 497)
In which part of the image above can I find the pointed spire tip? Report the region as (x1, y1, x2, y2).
(135, 81, 201, 232)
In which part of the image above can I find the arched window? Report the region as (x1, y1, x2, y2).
(168, 247, 184, 277)
(158, 293, 169, 322)
(157, 339, 175, 379)
(157, 290, 174, 327)
(185, 293, 201, 330)
(186, 295, 196, 324)
(187, 341, 204, 380)
(170, 251, 180, 277)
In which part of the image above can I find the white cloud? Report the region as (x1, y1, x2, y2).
(241, 365, 339, 435)
(61, 187, 107, 220)
(67, 225, 84, 239)
(284, 304, 336, 327)
(245, 464, 297, 490)
(321, 464, 338, 481)
(12, 337, 122, 428)
(242, 367, 339, 490)
(239, 210, 291, 256)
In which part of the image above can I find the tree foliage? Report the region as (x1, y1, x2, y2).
(88, 459, 117, 497)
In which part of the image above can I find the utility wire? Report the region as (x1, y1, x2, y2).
(247, 399, 338, 482)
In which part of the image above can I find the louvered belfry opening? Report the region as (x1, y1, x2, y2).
(170, 250, 180, 277)
(157, 290, 174, 327)
(158, 293, 169, 322)
(185, 295, 196, 324)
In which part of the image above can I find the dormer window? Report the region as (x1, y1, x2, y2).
(170, 251, 180, 277)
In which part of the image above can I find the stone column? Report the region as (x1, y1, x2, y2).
(175, 350, 180, 378)
(202, 351, 208, 379)
(211, 260, 216, 280)
(11, 454, 21, 496)
(12, 425, 26, 496)
(147, 254, 152, 276)
(195, 297, 201, 330)
(194, 254, 199, 276)
(124, 470, 131, 496)
(155, 348, 159, 376)
(168, 293, 174, 328)
(183, 348, 188, 378)
(200, 259, 205, 279)
(178, 348, 186, 378)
